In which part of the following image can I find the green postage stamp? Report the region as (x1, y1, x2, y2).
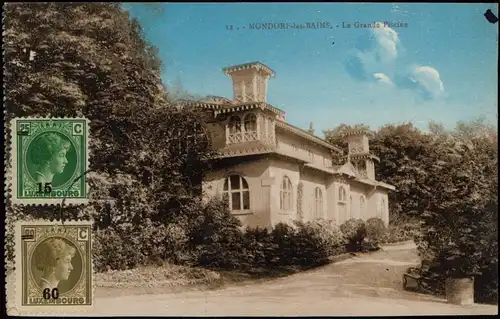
(13, 220, 94, 315)
(9, 118, 90, 205)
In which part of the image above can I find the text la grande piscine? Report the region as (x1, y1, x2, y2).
(245, 21, 408, 30)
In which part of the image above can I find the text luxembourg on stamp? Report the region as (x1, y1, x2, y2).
(9, 117, 90, 205)
(13, 220, 94, 315)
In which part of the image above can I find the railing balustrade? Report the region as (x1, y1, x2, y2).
(227, 130, 259, 144)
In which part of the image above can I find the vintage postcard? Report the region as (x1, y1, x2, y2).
(3, 2, 498, 317)
(8, 118, 90, 206)
(11, 220, 94, 315)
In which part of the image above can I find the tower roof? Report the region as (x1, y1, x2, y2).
(222, 62, 275, 77)
(343, 128, 374, 138)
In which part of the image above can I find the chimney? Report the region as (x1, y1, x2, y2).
(222, 62, 275, 103)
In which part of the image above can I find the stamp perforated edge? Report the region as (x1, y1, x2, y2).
(11, 219, 95, 316)
(6, 117, 91, 206)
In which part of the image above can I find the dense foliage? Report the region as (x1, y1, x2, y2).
(325, 119, 498, 304)
(4, 3, 217, 269)
(417, 131, 498, 303)
(340, 218, 367, 252)
(364, 217, 387, 249)
(191, 216, 350, 271)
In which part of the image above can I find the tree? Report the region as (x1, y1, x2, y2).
(324, 119, 498, 302)
(370, 123, 438, 221)
(4, 3, 164, 174)
(428, 120, 446, 136)
(417, 133, 497, 298)
(166, 76, 205, 103)
(417, 121, 498, 303)
(4, 3, 217, 270)
(453, 116, 497, 141)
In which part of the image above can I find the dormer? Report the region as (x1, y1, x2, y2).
(223, 62, 275, 103)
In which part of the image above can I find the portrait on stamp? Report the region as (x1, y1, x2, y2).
(29, 132, 72, 186)
(9, 118, 90, 205)
(32, 237, 80, 294)
(15, 221, 93, 313)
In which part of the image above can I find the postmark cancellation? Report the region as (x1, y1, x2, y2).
(8, 117, 91, 205)
(12, 220, 94, 315)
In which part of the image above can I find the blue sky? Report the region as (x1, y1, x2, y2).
(124, 3, 498, 136)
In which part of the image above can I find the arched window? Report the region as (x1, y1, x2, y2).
(280, 176, 293, 211)
(360, 195, 366, 218)
(244, 113, 257, 132)
(349, 195, 353, 216)
(228, 116, 241, 134)
(223, 175, 250, 211)
(314, 187, 323, 218)
(338, 186, 347, 202)
(337, 186, 347, 224)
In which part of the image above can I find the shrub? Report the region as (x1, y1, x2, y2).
(364, 217, 387, 250)
(237, 219, 348, 270)
(380, 219, 421, 244)
(182, 197, 245, 269)
(340, 218, 367, 252)
(163, 222, 190, 264)
(417, 208, 498, 304)
(196, 237, 245, 270)
(475, 260, 498, 304)
(292, 219, 346, 266)
(270, 222, 298, 266)
(242, 227, 277, 268)
(365, 217, 386, 238)
(93, 228, 130, 272)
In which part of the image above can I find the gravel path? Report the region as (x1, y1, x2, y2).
(6, 242, 498, 316)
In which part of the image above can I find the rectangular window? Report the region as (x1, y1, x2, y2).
(232, 192, 241, 210)
(242, 191, 250, 210)
(230, 175, 240, 189)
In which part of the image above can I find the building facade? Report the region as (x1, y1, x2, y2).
(188, 62, 395, 230)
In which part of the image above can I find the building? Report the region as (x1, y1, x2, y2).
(188, 62, 395, 229)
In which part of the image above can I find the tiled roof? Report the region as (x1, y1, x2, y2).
(201, 95, 235, 104)
(275, 121, 343, 153)
(350, 152, 380, 162)
(343, 128, 375, 137)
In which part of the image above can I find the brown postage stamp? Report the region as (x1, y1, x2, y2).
(12, 220, 94, 315)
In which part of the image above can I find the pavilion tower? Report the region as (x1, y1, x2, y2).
(344, 128, 379, 180)
(222, 62, 275, 103)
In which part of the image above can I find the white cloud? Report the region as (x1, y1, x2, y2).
(344, 23, 400, 82)
(344, 22, 447, 104)
(411, 66, 445, 99)
(373, 72, 393, 85)
(372, 22, 400, 63)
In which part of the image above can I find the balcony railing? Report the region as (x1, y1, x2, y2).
(227, 131, 259, 144)
(260, 132, 275, 145)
